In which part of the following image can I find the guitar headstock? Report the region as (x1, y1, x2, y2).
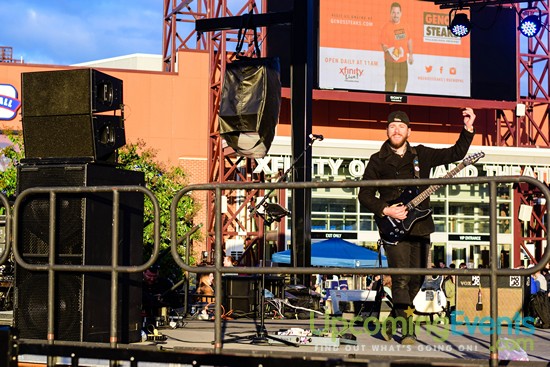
(463, 152, 485, 166)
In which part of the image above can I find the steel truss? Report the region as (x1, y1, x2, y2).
(163, 0, 273, 264)
(507, 1, 550, 264)
(163, 0, 550, 266)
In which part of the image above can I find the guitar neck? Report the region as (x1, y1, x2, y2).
(406, 162, 465, 210)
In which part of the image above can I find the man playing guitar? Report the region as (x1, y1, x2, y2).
(358, 108, 476, 344)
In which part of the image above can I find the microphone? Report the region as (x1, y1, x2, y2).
(309, 133, 324, 141)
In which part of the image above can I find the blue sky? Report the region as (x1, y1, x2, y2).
(1, 1, 164, 65)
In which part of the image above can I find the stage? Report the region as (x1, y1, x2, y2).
(14, 314, 550, 366)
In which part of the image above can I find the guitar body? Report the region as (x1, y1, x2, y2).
(374, 152, 486, 246)
(413, 275, 447, 314)
(372, 152, 485, 314)
(374, 188, 432, 245)
(413, 243, 447, 314)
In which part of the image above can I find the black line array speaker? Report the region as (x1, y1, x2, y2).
(455, 275, 528, 323)
(21, 68, 125, 162)
(14, 163, 144, 343)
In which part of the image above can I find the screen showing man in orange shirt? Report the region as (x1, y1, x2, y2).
(380, 2, 414, 93)
(318, 0, 470, 97)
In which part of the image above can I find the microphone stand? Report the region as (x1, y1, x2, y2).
(248, 136, 320, 345)
(249, 136, 320, 217)
(222, 136, 320, 346)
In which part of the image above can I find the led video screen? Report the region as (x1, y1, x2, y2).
(266, 0, 517, 102)
(318, 0, 471, 97)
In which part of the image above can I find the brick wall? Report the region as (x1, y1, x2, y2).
(179, 157, 208, 261)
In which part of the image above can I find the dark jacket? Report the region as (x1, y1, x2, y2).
(358, 128, 474, 236)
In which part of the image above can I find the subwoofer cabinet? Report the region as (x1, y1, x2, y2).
(455, 275, 528, 324)
(14, 162, 144, 343)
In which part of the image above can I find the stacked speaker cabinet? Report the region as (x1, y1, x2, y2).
(14, 163, 144, 343)
(16, 68, 142, 343)
(21, 68, 125, 162)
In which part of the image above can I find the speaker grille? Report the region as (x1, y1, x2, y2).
(22, 115, 125, 161)
(18, 165, 86, 258)
(15, 266, 83, 341)
(14, 163, 144, 342)
(22, 68, 123, 116)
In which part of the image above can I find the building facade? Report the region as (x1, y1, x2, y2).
(251, 137, 549, 270)
(0, 51, 547, 268)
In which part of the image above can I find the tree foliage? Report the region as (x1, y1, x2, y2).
(118, 139, 200, 278)
(0, 133, 199, 280)
(0, 131, 24, 201)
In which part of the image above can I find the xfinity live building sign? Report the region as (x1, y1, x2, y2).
(254, 154, 550, 183)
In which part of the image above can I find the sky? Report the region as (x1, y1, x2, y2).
(1, 0, 164, 65)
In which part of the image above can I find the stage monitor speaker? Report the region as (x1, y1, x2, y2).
(22, 68, 122, 116)
(14, 163, 144, 343)
(222, 276, 258, 317)
(22, 114, 125, 161)
(455, 275, 528, 324)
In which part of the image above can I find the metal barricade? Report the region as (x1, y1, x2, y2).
(170, 175, 550, 365)
(2, 176, 549, 366)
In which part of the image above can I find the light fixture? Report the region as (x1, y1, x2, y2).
(519, 7, 541, 38)
(449, 10, 471, 38)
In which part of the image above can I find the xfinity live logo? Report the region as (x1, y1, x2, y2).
(311, 306, 536, 351)
(339, 66, 364, 82)
(0, 84, 21, 120)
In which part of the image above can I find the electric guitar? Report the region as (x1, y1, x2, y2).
(375, 152, 485, 246)
(413, 250, 447, 314)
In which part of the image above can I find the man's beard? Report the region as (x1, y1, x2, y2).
(389, 136, 407, 150)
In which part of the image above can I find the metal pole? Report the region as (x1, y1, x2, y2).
(290, 0, 314, 286)
(489, 181, 499, 366)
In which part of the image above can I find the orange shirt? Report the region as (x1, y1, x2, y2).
(380, 21, 411, 63)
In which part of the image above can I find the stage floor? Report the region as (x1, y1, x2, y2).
(155, 316, 550, 364)
(14, 313, 550, 366)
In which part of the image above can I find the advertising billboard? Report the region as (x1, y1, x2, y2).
(318, 0, 471, 97)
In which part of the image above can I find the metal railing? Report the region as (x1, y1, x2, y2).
(10, 185, 160, 366)
(170, 175, 550, 366)
(2, 175, 549, 366)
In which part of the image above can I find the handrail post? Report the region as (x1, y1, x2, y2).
(489, 180, 499, 365)
(213, 186, 223, 353)
(47, 191, 56, 367)
(110, 190, 120, 352)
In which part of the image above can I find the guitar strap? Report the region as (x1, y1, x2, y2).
(411, 146, 420, 179)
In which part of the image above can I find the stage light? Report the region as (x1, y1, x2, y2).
(519, 8, 541, 38)
(449, 11, 471, 38)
